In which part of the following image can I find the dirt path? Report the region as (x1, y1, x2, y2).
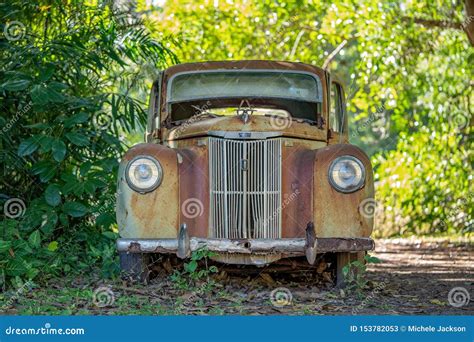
(3, 238, 473, 315)
(145, 238, 474, 315)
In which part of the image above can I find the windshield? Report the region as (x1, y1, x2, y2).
(168, 71, 323, 103)
(170, 98, 321, 123)
(167, 71, 323, 124)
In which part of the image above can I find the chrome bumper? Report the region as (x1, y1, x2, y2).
(117, 222, 374, 265)
(117, 237, 374, 253)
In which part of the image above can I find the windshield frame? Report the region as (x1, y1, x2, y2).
(166, 69, 323, 105)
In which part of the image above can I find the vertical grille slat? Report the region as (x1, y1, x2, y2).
(209, 137, 282, 239)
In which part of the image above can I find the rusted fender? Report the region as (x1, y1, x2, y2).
(313, 144, 374, 238)
(116, 143, 179, 239)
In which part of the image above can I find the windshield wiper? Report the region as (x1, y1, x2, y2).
(263, 114, 322, 128)
(191, 112, 221, 120)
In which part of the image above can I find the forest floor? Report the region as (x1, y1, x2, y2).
(2, 237, 473, 315)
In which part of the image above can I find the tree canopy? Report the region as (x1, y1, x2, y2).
(146, 0, 473, 236)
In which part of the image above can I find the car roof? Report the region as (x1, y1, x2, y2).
(162, 60, 326, 78)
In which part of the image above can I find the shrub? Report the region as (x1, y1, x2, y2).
(0, 0, 176, 288)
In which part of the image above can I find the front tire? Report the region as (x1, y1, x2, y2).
(119, 252, 150, 284)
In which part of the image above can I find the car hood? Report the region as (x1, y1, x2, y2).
(162, 116, 327, 141)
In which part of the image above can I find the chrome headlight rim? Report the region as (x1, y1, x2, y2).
(125, 155, 163, 193)
(328, 155, 366, 193)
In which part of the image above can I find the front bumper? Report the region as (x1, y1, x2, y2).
(117, 237, 374, 261)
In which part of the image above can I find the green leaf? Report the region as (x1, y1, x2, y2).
(59, 213, 69, 226)
(63, 202, 88, 217)
(97, 213, 114, 228)
(83, 180, 97, 195)
(101, 231, 116, 239)
(2, 79, 31, 91)
(184, 260, 198, 273)
(28, 230, 42, 248)
(364, 255, 382, 264)
(12, 239, 32, 256)
(342, 264, 350, 277)
(45, 184, 61, 207)
(30, 84, 49, 105)
(38, 63, 55, 82)
(65, 132, 89, 146)
(40, 211, 58, 235)
(31, 160, 58, 182)
(38, 136, 55, 153)
(26, 267, 39, 279)
(52, 139, 67, 162)
(30, 83, 65, 104)
(64, 112, 89, 128)
(24, 123, 51, 129)
(47, 241, 59, 252)
(18, 137, 40, 156)
(6, 258, 29, 276)
(0, 240, 12, 253)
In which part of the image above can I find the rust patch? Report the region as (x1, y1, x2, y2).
(313, 144, 374, 238)
(281, 146, 315, 238)
(118, 143, 179, 239)
(162, 116, 327, 142)
(177, 143, 210, 238)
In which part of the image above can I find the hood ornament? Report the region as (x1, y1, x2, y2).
(236, 99, 255, 124)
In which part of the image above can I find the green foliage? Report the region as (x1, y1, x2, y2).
(170, 248, 218, 290)
(342, 254, 381, 294)
(148, 0, 473, 237)
(0, 0, 176, 288)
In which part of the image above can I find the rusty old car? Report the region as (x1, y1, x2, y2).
(116, 60, 375, 284)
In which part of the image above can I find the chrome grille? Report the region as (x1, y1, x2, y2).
(209, 137, 282, 239)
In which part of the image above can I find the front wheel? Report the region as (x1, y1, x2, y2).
(119, 252, 150, 284)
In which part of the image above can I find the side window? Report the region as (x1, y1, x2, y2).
(329, 82, 344, 133)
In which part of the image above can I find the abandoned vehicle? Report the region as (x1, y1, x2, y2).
(116, 60, 375, 284)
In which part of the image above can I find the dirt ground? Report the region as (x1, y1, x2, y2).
(3, 238, 473, 315)
(112, 238, 473, 315)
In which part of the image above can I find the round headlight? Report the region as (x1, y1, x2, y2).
(125, 156, 163, 193)
(328, 156, 366, 193)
